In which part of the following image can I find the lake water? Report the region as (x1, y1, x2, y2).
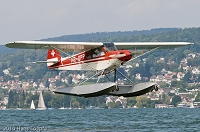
(0, 108, 200, 132)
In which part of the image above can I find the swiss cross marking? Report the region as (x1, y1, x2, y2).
(51, 50, 55, 57)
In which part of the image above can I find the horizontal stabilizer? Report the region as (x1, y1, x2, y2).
(29, 60, 59, 64)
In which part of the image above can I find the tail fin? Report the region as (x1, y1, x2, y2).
(47, 50, 61, 67)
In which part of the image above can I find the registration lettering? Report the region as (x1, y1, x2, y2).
(71, 54, 85, 63)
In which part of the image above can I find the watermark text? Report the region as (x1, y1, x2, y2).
(3, 126, 48, 131)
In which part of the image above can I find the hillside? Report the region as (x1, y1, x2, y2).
(0, 45, 19, 55)
(42, 28, 180, 42)
(1, 27, 200, 109)
(1, 27, 200, 80)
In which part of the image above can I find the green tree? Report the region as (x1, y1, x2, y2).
(161, 94, 170, 104)
(7, 90, 14, 108)
(126, 97, 136, 107)
(197, 74, 200, 83)
(107, 101, 122, 108)
(143, 62, 152, 78)
(68, 76, 73, 84)
(194, 91, 200, 102)
(183, 71, 192, 82)
(72, 101, 80, 108)
(45, 79, 50, 88)
(176, 81, 188, 89)
(136, 96, 149, 108)
(0, 93, 4, 101)
(50, 94, 64, 108)
(43, 92, 52, 108)
(179, 88, 187, 93)
(171, 95, 181, 107)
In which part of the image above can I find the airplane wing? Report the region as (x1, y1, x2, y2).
(5, 41, 193, 52)
(114, 42, 193, 50)
(5, 41, 103, 52)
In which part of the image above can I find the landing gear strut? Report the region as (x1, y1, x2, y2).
(114, 69, 119, 91)
(151, 84, 159, 92)
(154, 85, 159, 91)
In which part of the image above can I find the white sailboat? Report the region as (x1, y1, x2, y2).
(37, 92, 46, 110)
(69, 100, 72, 109)
(30, 100, 35, 110)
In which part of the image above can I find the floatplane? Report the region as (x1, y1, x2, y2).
(6, 41, 193, 97)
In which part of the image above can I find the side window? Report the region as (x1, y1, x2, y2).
(86, 51, 92, 59)
(85, 46, 105, 59)
(96, 47, 105, 57)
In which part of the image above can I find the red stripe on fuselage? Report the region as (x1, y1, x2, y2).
(48, 50, 132, 69)
(48, 56, 111, 69)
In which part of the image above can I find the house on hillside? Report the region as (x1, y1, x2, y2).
(135, 63, 139, 67)
(161, 69, 167, 75)
(105, 96, 127, 108)
(38, 82, 48, 91)
(135, 74, 141, 80)
(3, 69, 9, 75)
(167, 60, 175, 65)
(155, 75, 164, 82)
(115, 96, 127, 108)
(188, 53, 196, 58)
(105, 96, 116, 105)
(25, 66, 31, 70)
(32, 82, 38, 88)
(0, 76, 3, 81)
(55, 75, 60, 80)
(117, 79, 124, 85)
(192, 67, 200, 74)
(48, 78, 56, 83)
(177, 72, 185, 81)
(155, 104, 174, 108)
(150, 75, 156, 82)
(72, 77, 79, 84)
(180, 58, 187, 64)
(157, 58, 165, 63)
(164, 75, 172, 84)
(181, 63, 190, 72)
(22, 82, 29, 89)
(61, 77, 68, 83)
(0, 97, 8, 109)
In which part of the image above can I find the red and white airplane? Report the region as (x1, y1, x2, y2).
(6, 41, 193, 97)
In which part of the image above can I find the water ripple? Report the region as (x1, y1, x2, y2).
(0, 108, 200, 132)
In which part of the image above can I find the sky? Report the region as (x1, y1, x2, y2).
(0, 0, 200, 44)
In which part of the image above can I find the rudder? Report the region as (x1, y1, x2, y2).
(47, 50, 61, 67)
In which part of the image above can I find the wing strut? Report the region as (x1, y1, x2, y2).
(129, 46, 160, 62)
(96, 70, 105, 83)
(116, 69, 135, 85)
(78, 70, 104, 86)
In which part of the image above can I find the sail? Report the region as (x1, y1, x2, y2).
(37, 92, 46, 110)
(30, 100, 35, 109)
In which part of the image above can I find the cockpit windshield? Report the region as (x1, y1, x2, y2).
(103, 43, 118, 52)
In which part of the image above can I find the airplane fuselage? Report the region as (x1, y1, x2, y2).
(47, 49, 132, 71)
